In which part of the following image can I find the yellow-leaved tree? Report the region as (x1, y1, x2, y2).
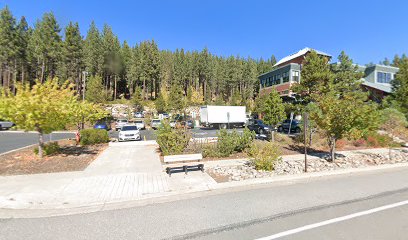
(0, 79, 107, 158)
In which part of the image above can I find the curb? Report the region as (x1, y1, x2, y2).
(0, 162, 407, 218)
(109, 140, 158, 146)
(209, 162, 408, 190)
(0, 144, 37, 156)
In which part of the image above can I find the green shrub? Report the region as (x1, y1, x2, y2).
(235, 128, 256, 152)
(365, 132, 399, 148)
(201, 129, 255, 158)
(247, 141, 282, 171)
(215, 129, 239, 157)
(156, 121, 191, 155)
(34, 142, 60, 156)
(80, 129, 109, 145)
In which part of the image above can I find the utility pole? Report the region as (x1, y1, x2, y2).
(303, 112, 308, 172)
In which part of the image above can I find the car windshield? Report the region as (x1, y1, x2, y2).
(135, 120, 143, 123)
(118, 119, 127, 123)
(121, 126, 138, 131)
(152, 120, 160, 123)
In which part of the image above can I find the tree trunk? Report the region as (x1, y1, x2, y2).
(143, 77, 146, 100)
(37, 130, 44, 159)
(12, 60, 17, 94)
(329, 136, 336, 162)
(114, 75, 117, 99)
(21, 64, 25, 85)
(40, 59, 45, 83)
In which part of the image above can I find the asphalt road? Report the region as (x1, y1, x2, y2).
(1, 167, 407, 240)
(0, 128, 243, 154)
(0, 131, 75, 154)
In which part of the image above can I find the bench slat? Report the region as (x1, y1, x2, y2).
(164, 153, 203, 163)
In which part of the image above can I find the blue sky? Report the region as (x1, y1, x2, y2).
(1, 0, 407, 64)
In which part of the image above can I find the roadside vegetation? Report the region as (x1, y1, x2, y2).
(1, 6, 408, 171)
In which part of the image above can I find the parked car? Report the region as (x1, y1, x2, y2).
(134, 120, 145, 130)
(134, 112, 144, 118)
(0, 119, 14, 130)
(169, 120, 177, 128)
(118, 125, 141, 142)
(151, 119, 161, 130)
(247, 119, 273, 135)
(181, 120, 194, 129)
(94, 121, 111, 131)
(277, 119, 301, 133)
(115, 119, 128, 131)
(162, 113, 170, 119)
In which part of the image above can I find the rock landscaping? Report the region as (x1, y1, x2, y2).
(207, 148, 408, 182)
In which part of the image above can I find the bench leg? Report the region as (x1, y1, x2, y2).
(166, 167, 172, 177)
(183, 165, 188, 175)
(198, 164, 204, 172)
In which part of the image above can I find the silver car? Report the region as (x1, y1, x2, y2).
(134, 120, 145, 130)
(0, 119, 14, 130)
(118, 125, 141, 142)
(115, 119, 128, 131)
(151, 119, 161, 130)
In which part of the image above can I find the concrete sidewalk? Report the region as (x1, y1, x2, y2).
(0, 146, 403, 213)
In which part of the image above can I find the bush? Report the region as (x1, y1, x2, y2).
(336, 139, 347, 149)
(353, 138, 366, 147)
(156, 121, 191, 155)
(365, 132, 398, 148)
(34, 142, 60, 156)
(80, 129, 109, 145)
(201, 129, 255, 158)
(247, 141, 282, 171)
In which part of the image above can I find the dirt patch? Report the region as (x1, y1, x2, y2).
(0, 139, 107, 176)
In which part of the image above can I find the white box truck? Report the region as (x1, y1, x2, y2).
(200, 105, 246, 129)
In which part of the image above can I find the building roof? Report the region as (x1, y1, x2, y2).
(361, 80, 392, 93)
(274, 47, 332, 67)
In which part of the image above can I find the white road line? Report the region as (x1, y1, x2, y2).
(255, 200, 408, 240)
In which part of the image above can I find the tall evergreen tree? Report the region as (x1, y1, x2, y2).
(0, 6, 17, 89)
(62, 22, 83, 93)
(84, 21, 104, 76)
(28, 12, 62, 82)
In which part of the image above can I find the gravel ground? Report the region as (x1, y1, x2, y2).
(207, 148, 408, 182)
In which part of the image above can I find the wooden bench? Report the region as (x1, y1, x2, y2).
(164, 153, 204, 176)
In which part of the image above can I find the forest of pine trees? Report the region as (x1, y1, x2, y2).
(0, 6, 277, 105)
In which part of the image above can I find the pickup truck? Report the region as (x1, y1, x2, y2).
(0, 120, 14, 130)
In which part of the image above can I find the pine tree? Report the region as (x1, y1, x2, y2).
(84, 21, 104, 76)
(62, 22, 83, 92)
(291, 50, 333, 103)
(391, 58, 408, 117)
(261, 88, 286, 126)
(85, 75, 109, 103)
(16, 16, 30, 85)
(28, 12, 62, 82)
(0, 6, 17, 89)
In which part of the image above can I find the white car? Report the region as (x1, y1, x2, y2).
(0, 120, 14, 130)
(134, 120, 145, 130)
(169, 120, 177, 128)
(118, 125, 141, 142)
(115, 119, 128, 131)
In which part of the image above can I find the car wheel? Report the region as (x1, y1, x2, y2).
(295, 127, 301, 133)
(219, 123, 227, 130)
(278, 126, 283, 132)
(259, 129, 264, 135)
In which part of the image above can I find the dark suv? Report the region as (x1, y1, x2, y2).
(247, 119, 273, 134)
(277, 119, 301, 133)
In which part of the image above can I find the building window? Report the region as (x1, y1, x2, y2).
(283, 71, 289, 83)
(292, 71, 300, 82)
(377, 72, 392, 83)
